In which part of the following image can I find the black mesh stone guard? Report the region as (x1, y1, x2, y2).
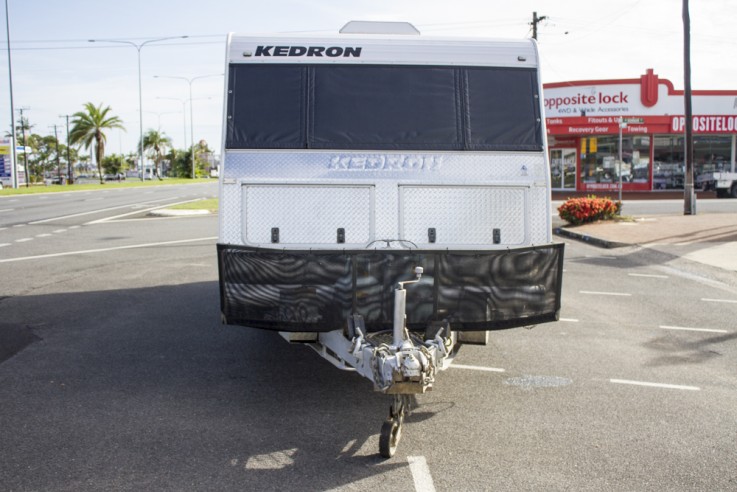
(218, 243, 564, 333)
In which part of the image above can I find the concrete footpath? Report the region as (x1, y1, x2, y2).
(555, 212, 737, 273)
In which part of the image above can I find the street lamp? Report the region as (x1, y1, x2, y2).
(5, 0, 19, 188)
(154, 73, 222, 178)
(88, 36, 188, 181)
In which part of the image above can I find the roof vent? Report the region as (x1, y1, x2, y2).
(339, 21, 420, 35)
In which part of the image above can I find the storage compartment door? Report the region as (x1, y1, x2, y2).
(400, 186, 527, 246)
(243, 185, 373, 245)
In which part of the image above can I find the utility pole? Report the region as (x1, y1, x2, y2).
(531, 12, 548, 41)
(18, 107, 29, 187)
(682, 0, 695, 215)
(51, 124, 62, 183)
(60, 114, 73, 184)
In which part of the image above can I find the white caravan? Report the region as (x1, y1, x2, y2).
(217, 22, 564, 457)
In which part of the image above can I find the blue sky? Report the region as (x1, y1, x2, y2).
(1, 0, 734, 156)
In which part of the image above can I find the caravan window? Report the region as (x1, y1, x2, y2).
(228, 65, 305, 148)
(311, 66, 460, 150)
(226, 64, 542, 151)
(466, 68, 541, 150)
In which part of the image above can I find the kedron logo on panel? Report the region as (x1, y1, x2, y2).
(254, 46, 362, 57)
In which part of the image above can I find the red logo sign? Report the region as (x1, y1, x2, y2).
(640, 69, 659, 107)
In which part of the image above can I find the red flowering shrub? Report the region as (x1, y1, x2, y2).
(558, 196, 621, 225)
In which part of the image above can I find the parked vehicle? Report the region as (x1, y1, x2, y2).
(698, 172, 737, 198)
(217, 21, 563, 457)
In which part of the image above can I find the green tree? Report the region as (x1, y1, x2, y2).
(140, 129, 172, 180)
(69, 102, 125, 184)
(193, 139, 212, 178)
(165, 147, 191, 178)
(5, 116, 33, 140)
(26, 134, 62, 183)
(102, 154, 126, 177)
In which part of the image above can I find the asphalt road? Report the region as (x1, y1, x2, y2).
(1, 188, 736, 491)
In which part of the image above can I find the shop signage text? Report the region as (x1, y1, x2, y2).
(544, 91, 629, 111)
(547, 115, 737, 135)
(670, 115, 737, 133)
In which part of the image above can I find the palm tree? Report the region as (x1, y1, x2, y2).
(69, 102, 124, 184)
(5, 116, 33, 139)
(140, 129, 172, 180)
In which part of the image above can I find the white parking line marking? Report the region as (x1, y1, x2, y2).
(580, 290, 632, 297)
(12, 224, 25, 228)
(628, 273, 669, 279)
(610, 379, 700, 391)
(0, 236, 217, 263)
(408, 456, 436, 492)
(452, 364, 505, 373)
(15, 237, 33, 242)
(53, 229, 67, 234)
(701, 298, 737, 304)
(0, 243, 10, 248)
(560, 318, 579, 322)
(660, 325, 729, 334)
(36, 233, 52, 238)
(0, 208, 14, 213)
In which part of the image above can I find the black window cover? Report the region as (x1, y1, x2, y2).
(466, 68, 542, 150)
(226, 63, 542, 152)
(311, 66, 461, 150)
(227, 65, 306, 148)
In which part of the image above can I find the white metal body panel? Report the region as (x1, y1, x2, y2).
(228, 34, 538, 68)
(243, 184, 373, 245)
(220, 150, 550, 249)
(219, 32, 552, 251)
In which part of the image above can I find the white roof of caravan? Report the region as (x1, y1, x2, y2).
(227, 32, 539, 68)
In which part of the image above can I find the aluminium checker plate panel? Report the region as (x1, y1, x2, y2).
(219, 150, 551, 248)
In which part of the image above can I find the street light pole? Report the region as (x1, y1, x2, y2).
(88, 36, 188, 181)
(4, 0, 18, 188)
(154, 73, 222, 178)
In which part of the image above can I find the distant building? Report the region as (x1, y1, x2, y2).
(544, 69, 737, 192)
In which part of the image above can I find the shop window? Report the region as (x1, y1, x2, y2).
(579, 135, 650, 186)
(653, 135, 684, 190)
(653, 135, 732, 190)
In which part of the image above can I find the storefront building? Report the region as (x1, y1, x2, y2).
(544, 69, 737, 192)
